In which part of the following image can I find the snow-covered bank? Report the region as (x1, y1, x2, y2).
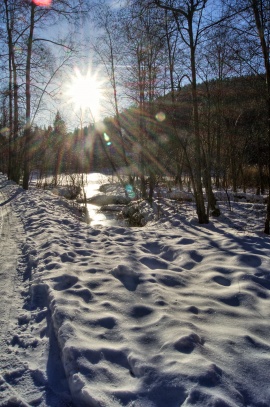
(1, 173, 270, 406)
(0, 176, 74, 406)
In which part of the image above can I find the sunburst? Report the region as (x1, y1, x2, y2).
(66, 68, 104, 120)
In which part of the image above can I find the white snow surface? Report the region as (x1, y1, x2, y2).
(1, 173, 270, 407)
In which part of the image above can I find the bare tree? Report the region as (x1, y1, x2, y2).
(150, 0, 209, 223)
(0, 0, 91, 189)
(250, 0, 270, 233)
(119, 2, 166, 201)
(222, 0, 270, 232)
(2, 0, 21, 183)
(91, 5, 131, 180)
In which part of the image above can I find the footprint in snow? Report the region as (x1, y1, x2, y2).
(198, 363, 223, 387)
(219, 294, 240, 307)
(130, 304, 153, 318)
(174, 332, 204, 354)
(251, 275, 270, 290)
(178, 238, 195, 245)
(53, 274, 79, 291)
(65, 288, 93, 303)
(237, 254, 261, 268)
(157, 274, 184, 287)
(141, 242, 163, 255)
(96, 316, 117, 329)
(212, 275, 231, 286)
(60, 252, 76, 262)
(161, 247, 182, 262)
(111, 264, 140, 291)
(187, 305, 199, 314)
(139, 256, 168, 270)
(190, 250, 203, 263)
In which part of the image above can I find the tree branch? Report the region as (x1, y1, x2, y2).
(32, 38, 74, 50)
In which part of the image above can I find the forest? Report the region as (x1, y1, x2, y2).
(0, 0, 270, 233)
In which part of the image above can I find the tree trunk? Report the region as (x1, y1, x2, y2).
(250, 0, 270, 233)
(107, 24, 129, 171)
(4, 0, 20, 183)
(189, 22, 208, 223)
(23, 3, 35, 190)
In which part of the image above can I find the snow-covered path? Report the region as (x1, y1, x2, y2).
(1, 173, 270, 407)
(0, 178, 33, 404)
(0, 176, 73, 406)
(0, 180, 20, 345)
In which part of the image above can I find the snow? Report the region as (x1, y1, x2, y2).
(1, 172, 270, 407)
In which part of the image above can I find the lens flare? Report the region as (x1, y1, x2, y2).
(33, 0, 52, 7)
(103, 133, 112, 146)
(0, 127, 9, 136)
(155, 111, 166, 122)
(125, 184, 136, 199)
(13, 46, 23, 54)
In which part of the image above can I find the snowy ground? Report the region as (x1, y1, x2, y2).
(0, 173, 270, 407)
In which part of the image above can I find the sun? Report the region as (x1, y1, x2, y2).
(66, 68, 103, 120)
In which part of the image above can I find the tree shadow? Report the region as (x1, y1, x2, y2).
(45, 307, 74, 406)
(0, 188, 23, 206)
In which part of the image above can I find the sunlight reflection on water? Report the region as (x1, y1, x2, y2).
(86, 203, 121, 227)
(84, 173, 125, 227)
